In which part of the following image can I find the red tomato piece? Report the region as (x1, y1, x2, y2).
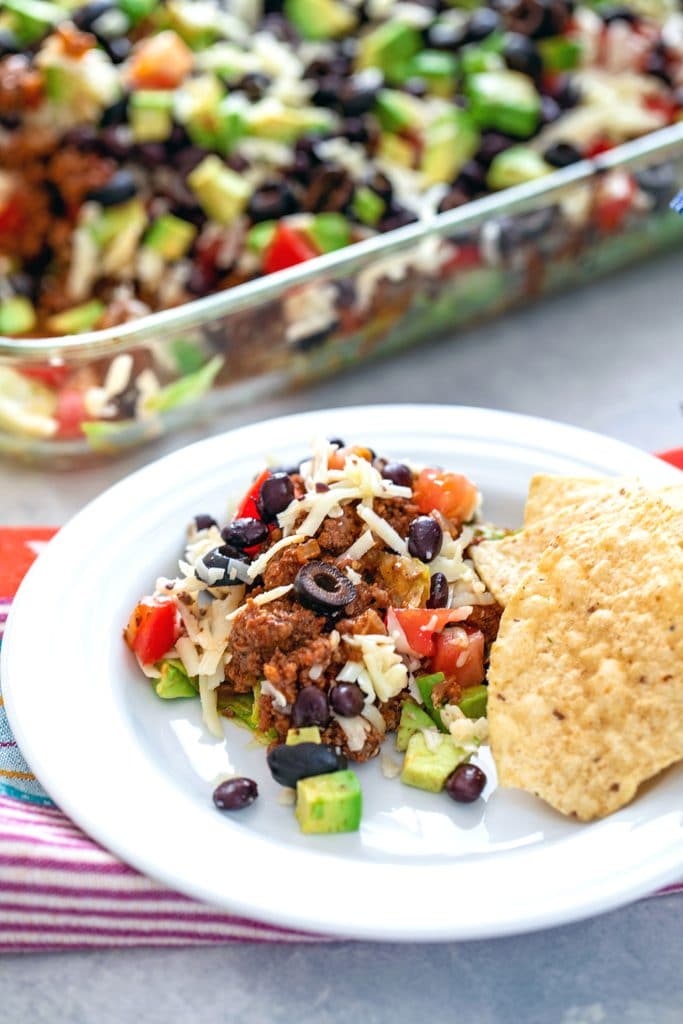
(128, 31, 193, 90)
(0, 196, 25, 234)
(263, 224, 318, 275)
(413, 468, 479, 524)
(235, 468, 271, 521)
(20, 364, 71, 389)
(594, 171, 636, 234)
(54, 389, 90, 440)
(125, 599, 177, 665)
(432, 628, 485, 688)
(390, 607, 472, 658)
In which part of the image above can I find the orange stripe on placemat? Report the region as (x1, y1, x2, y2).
(0, 770, 36, 781)
(0, 529, 58, 599)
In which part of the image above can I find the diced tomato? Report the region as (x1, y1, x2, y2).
(20, 364, 71, 389)
(594, 171, 636, 234)
(263, 224, 318, 275)
(328, 445, 374, 471)
(585, 138, 614, 159)
(0, 196, 25, 234)
(643, 94, 676, 122)
(413, 468, 479, 524)
(125, 599, 178, 665)
(432, 628, 485, 689)
(127, 31, 194, 90)
(54, 388, 90, 440)
(389, 607, 472, 658)
(236, 468, 271, 521)
(440, 243, 481, 277)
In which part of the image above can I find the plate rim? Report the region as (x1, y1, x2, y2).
(3, 404, 683, 942)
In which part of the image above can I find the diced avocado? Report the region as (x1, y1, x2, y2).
(169, 336, 206, 375)
(486, 145, 552, 189)
(352, 186, 385, 226)
(356, 21, 422, 83)
(117, 0, 159, 23)
(284, 0, 357, 41)
(396, 701, 437, 753)
(421, 109, 480, 187)
(46, 300, 105, 335)
(461, 36, 506, 77)
(467, 70, 541, 138)
(405, 50, 459, 98)
(0, 297, 36, 336)
(304, 213, 350, 254)
(4, 0, 61, 43)
(245, 101, 333, 144)
(130, 90, 174, 143)
(373, 89, 422, 133)
(286, 727, 322, 746)
(295, 770, 362, 834)
(167, 0, 219, 48)
(246, 220, 277, 254)
(538, 36, 583, 72)
(401, 732, 470, 793)
(179, 76, 246, 152)
(143, 354, 223, 412)
(90, 199, 147, 249)
(144, 214, 197, 260)
(187, 155, 252, 225)
(155, 659, 198, 699)
(415, 672, 447, 732)
(377, 132, 414, 169)
(458, 684, 488, 719)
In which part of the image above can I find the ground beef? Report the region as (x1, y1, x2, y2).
(342, 580, 391, 619)
(373, 498, 420, 540)
(316, 504, 362, 554)
(465, 602, 503, 647)
(258, 695, 291, 742)
(0, 56, 43, 116)
(46, 146, 114, 209)
(263, 635, 333, 697)
(262, 538, 320, 590)
(225, 598, 325, 691)
(321, 719, 384, 763)
(432, 677, 465, 708)
(337, 607, 386, 638)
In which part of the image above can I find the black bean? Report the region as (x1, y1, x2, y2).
(502, 33, 542, 79)
(366, 171, 393, 204)
(0, 29, 21, 57)
(136, 141, 167, 166)
(262, 11, 300, 44)
(238, 72, 271, 101)
(294, 561, 357, 614)
(330, 683, 365, 718)
(427, 572, 449, 609)
(213, 777, 258, 811)
(446, 763, 487, 803)
(476, 131, 513, 167)
(554, 75, 581, 109)
(543, 141, 582, 167)
(257, 472, 295, 521)
(72, 0, 113, 30)
(193, 514, 218, 531)
(467, 7, 502, 41)
(173, 145, 210, 176)
(197, 548, 247, 587)
(291, 687, 330, 728)
(63, 125, 99, 151)
(438, 186, 470, 213)
(87, 170, 137, 206)
(248, 181, 298, 222)
(221, 517, 269, 549)
(313, 74, 343, 108)
(338, 68, 383, 117)
(303, 164, 354, 214)
(267, 742, 346, 788)
(426, 20, 468, 50)
(102, 37, 132, 64)
(408, 516, 443, 562)
(458, 159, 487, 195)
(100, 94, 129, 127)
(540, 95, 561, 125)
(381, 462, 413, 488)
(379, 204, 418, 232)
(343, 116, 372, 144)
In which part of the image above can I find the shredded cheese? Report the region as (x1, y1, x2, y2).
(333, 713, 369, 752)
(247, 534, 306, 580)
(198, 676, 224, 738)
(261, 680, 288, 709)
(340, 529, 375, 562)
(356, 504, 408, 556)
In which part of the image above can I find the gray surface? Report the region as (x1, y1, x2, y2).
(1, 252, 683, 1021)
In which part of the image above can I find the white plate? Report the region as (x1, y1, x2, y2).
(4, 406, 683, 942)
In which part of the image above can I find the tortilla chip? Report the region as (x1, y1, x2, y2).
(472, 485, 644, 606)
(660, 484, 683, 512)
(487, 492, 683, 821)
(523, 474, 627, 526)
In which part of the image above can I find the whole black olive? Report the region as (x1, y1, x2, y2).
(267, 743, 347, 788)
(294, 561, 357, 614)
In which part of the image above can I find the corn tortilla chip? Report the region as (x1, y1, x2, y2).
(487, 492, 683, 821)
(523, 474, 627, 526)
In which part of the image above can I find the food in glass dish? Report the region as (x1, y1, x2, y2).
(2, 0, 683, 451)
(125, 444, 683, 833)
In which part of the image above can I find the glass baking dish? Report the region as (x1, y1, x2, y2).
(2, 121, 683, 465)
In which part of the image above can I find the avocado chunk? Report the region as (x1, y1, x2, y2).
(4, 0, 61, 44)
(284, 0, 357, 40)
(421, 109, 480, 186)
(461, 43, 505, 77)
(415, 672, 447, 732)
(155, 659, 198, 699)
(295, 770, 362, 834)
(377, 132, 414, 169)
(90, 199, 147, 249)
(130, 90, 174, 143)
(246, 220, 277, 255)
(167, 0, 219, 48)
(356, 21, 422, 83)
(187, 155, 252, 225)
(467, 70, 541, 138)
(0, 297, 36, 336)
(405, 50, 459, 98)
(486, 145, 552, 189)
(180, 76, 246, 152)
(538, 36, 583, 72)
(373, 89, 422, 133)
(144, 214, 197, 260)
(118, 0, 159, 23)
(46, 300, 105, 335)
(304, 213, 350, 254)
(396, 701, 437, 753)
(458, 684, 488, 719)
(245, 101, 333, 143)
(401, 732, 470, 793)
(352, 186, 385, 226)
(286, 727, 322, 746)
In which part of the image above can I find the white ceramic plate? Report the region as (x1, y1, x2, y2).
(4, 406, 683, 941)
